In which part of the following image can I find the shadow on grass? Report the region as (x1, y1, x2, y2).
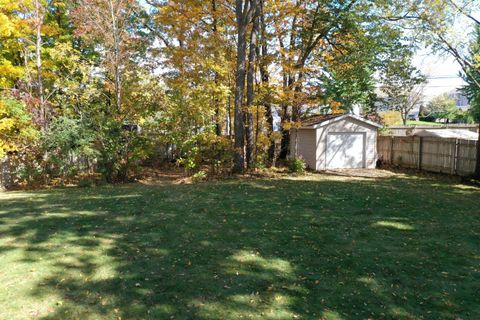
(0, 172, 479, 319)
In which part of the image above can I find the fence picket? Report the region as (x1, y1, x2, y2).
(378, 136, 477, 176)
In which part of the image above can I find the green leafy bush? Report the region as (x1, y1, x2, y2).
(96, 120, 152, 182)
(0, 97, 39, 158)
(178, 131, 233, 176)
(8, 116, 94, 185)
(42, 116, 98, 180)
(191, 170, 207, 182)
(287, 157, 306, 173)
(12, 153, 44, 185)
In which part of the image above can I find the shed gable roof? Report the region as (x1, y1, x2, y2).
(300, 114, 382, 129)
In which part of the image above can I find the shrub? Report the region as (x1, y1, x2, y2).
(379, 110, 402, 126)
(191, 170, 207, 182)
(252, 161, 267, 170)
(12, 152, 44, 185)
(287, 157, 306, 173)
(0, 97, 39, 158)
(453, 110, 475, 124)
(178, 131, 233, 176)
(96, 120, 152, 182)
(42, 116, 98, 181)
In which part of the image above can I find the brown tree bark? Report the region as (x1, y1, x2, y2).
(279, 75, 295, 160)
(476, 128, 480, 178)
(34, 0, 46, 129)
(278, 11, 297, 160)
(108, 0, 122, 114)
(212, 0, 222, 136)
(233, 0, 253, 173)
(246, 0, 259, 169)
(258, 0, 276, 166)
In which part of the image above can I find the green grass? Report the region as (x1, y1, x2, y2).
(1, 172, 479, 320)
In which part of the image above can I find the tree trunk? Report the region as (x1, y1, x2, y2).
(476, 127, 480, 178)
(279, 75, 295, 159)
(292, 71, 304, 122)
(279, 124, 290, 160)
(402, 110, 407, 125)
(265, 104, 276, 164)
(109, 0, 122, 114)
(228, 94, 232, 139)
(212, 0, 222, 136)
(233, 0, 250, 173)
(34, 0, 45, 129)
(258, 0, 276, 166)
(246, 0, 259, 169)
(278, 11, 300, 160)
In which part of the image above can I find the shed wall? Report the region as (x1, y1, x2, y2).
(290, 129, 317, 169)
(316, 117, 377, 170)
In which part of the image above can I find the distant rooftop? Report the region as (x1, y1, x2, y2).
(301, 114, 344, 127)
(415, 129, 478, 140)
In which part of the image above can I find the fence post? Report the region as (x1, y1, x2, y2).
(390, 136, 394, 165)
(453, 139, 459, 175)
(418, 137, 423, 170)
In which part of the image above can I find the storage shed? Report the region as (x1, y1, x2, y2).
(290, 114, 382, 170)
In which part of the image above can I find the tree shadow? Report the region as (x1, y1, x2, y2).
(0, 174, 479, 319)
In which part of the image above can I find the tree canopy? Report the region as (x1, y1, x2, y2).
(1, 0, 479, 182)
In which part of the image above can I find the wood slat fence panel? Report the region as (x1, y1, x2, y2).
(378, 136, 477, 176)
(457, 140, 477, 176)
(392, 136, 419, 169)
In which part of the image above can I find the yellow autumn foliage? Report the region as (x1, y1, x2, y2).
(379, 111, 402, 126)
(0, 59, 24, 88)
(330, 100, 344, 114)
(0, 12, 14, 37)
(0, 97, 39, 158)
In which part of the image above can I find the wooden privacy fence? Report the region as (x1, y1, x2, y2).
(378, 136, 477, 176)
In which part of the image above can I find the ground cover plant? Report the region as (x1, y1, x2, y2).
(0, 171, 479, 319)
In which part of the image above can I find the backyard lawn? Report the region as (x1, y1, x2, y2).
(0, 171, 479, 320)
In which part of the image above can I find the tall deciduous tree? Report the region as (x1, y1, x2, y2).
(1, 0, 74, 127)
(148, 0, 233, 135)
(0, 0, 28, 89)
(233, 0, 255, 173)
(463, 26, 480, 121)
(424, 94, 459, 123)
(72, 0, 142, 115)
(461, 24, 480, 176)
(32, 0, 46, 128)
(258, 0, 276, 165)
(380, 55, 426, 125)
(245, 0, 261, 169)
(272, 0, 396, 159)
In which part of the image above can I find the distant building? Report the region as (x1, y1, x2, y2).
(448, 90, 470, 111)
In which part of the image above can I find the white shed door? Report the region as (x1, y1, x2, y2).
(326, 133, 365, 169)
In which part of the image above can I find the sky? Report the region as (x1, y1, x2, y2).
(411, 4, 480, 102)
(413, 50, 466, 102)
